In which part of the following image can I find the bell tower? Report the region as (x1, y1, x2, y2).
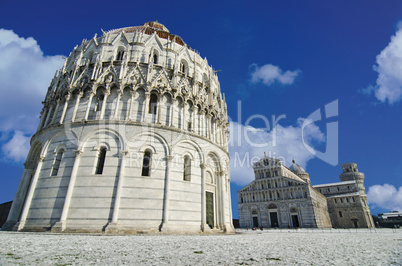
(339, 163, 366, 195)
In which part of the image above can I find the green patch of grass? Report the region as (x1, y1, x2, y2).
(193, 251, 203, 254)
(266, 257, 281, 261)
(5, 252, 21, 260)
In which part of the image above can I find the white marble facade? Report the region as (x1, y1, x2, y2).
(238, 156, 373, 229)
(4, 22, 234, 234)
(238, 157, 332, 229)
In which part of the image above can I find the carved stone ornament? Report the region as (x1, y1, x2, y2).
(80, 76, 88, 87)
(130, 74, 141, 85)
(156, 77, 167, 89)
(181, 85, 189, 96)
(105, 74, 114, 84)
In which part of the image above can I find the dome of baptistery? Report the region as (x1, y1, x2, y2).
(4, 22, 234, 234)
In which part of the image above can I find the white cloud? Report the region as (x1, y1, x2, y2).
(250, 64, 300, 86)
(0, 29, 64, 132)
(369, 26, 402, 104)
(367, 184, 402, 212)
(228, 119, 325, 186)
(2, 131, 31, 162)
(0, 29, 64, 163)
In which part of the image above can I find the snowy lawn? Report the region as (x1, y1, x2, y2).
(0, 229, 401, 265)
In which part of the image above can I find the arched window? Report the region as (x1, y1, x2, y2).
(339, 211, 343, 218)
(183, 155, 191, 181)
(153, 54, 158, 64)
(95, 90, 104, 113)
(149, 94, 158, 115)
(141, 150, 151, 176)
(51, 149, 64, 176)
(95, 147, 107, 174)
(116, 49, 124, 61)
(180, 60, 187, 74)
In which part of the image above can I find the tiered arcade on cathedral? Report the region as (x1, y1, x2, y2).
(4, 21, 234, 234)
(238, 156, 374, 229)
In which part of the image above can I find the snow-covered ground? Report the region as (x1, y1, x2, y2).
(0, 229, 401, 265)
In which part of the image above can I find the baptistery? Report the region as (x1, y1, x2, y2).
(4, 22, 234, 234)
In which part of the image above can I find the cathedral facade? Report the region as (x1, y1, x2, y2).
(4, 22, 234, 234)
(238, 156, 374, 229)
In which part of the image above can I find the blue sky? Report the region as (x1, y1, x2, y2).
(1, 0, 402, 219)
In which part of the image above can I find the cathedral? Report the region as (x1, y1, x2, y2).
(3, 22, 234, 234)
(238, 155, 375, 229)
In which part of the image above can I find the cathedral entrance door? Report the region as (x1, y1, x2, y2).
(252, 217, 259, 228)
(206, 192, 214, 228)
(352, 219, 358, 228)
(291, 215, 299, 228)
(270, 212, 279, 227)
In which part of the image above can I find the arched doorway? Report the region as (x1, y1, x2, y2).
(206, 191, 214, 228)
(268, 204, 279, 227)
(290, 207, 299, 228)
(251, 210, 259, 228)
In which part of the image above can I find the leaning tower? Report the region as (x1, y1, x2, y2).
(339, 163, 366, 195)
(4, 21, 234, 234)
(339, 163, 374, 228)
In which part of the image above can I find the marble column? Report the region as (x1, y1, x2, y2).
(190, 106, 197, 132)
(127, 91, 135, 121)
(50, 100, 60, 125)
(181, 103, 186, 130)
(2, 165, 34, 231)
(161, 155, 173, 231)
(37, 108, 48, 132)
(52, 150, 82, 232)
(99, 92, 109, 120)
(71, 92, 83, 122)
(156, 95, 162, 124)
(206, 114, 212, 139)
(43, 104, 54, 127)
(110, 151, 128, 224)
(113, 91, 122, 120)
(16, 156, 45, 231)
(199, 110, 205, 136)
(142, 92, 150, 123)
(170, 99, 176, 127)
(84, 92, 95, 121)
(200, 163, 208, 231)
(59, 94, 71, 124)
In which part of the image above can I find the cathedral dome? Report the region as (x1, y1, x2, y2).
(289, 160, 306, 174)
(289, 160, 310, 184)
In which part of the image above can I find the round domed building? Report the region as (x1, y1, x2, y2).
(4, 22, 234, 234)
